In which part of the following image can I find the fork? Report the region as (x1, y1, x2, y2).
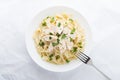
(75, 50, 111, 80)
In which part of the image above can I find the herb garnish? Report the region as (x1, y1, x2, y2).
(56, 55, 60, 60)
(58, 22, 61, 27)
(61, 34, 67, 39)
(69, 18, 73, 22)
(42, 22, 47, 26)
(52, 42, 59, 47)
(66, 59, 70, 63)
(71, 47, 77, 53)
(49, 32, 53, 35)
(49, 54, 54, 61)
(70, 28, 75, 34)
(78, 42, 83, 48)
(49, 36, 52, 40)
(56, 33, 61, 37)
(50, 17, 54, 23)
(39, 40, 45, 46)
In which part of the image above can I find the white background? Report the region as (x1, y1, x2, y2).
(0, 0, 120, 80)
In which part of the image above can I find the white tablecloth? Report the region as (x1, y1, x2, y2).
(0, 0, 120, 80)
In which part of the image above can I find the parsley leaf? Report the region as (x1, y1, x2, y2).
(69, 18, 73, 22)
(52, 42, 59, 47)
(52, 39, 60, 47)
(49, 54, 54, 58)
(79, 46, 83, 48)
(49, 36, 52, 40)
(46, 16, 50, 19)
(50, 17, 54, 23)
(70, 37, 73, 42)
(70, 28, 76, 34)
(49, 54, 54, 61)
(58, 22, 61, 27)
(39, 40, 45, 46)
(56, 33, 61, 37)
(49, 32, 53, 35)
(66, 59, 70, 63)
(71, 47, 78, 53)
(61, 34, 67, 39)
(57, 39, 60, 43)
(56, 55, 60, 60)
(78, 42, 83, 48)
(42, 22, 47, 26)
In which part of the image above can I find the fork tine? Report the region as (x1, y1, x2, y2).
(75, 54, 86, 63)
(76, 52, 88, 61)
(78, 50, 90, 60)
(75, 50, 90, 64)
(79, 50, 90, 58)
(75, 52, 88, 63)
(80, 52, 91, 62)
(77, 50, 88, 59)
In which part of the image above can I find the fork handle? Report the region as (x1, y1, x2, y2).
(91, 64, 111, 80)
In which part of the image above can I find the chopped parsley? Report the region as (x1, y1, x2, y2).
(57, 38, 60, 43)
(46, 16, 50, 19)
(69, 18, 73, 22)
(49, 36, 52, 40)
(78, 42, 83, 48)
(52, 39, 60, 47)
(78, 42, 82, 45)
(58, 22, 61, 27)
(49, 32, 53, 35)
(50, 17, 54, 23)
(66, 59, 70, 63)
(52, 42, 59, 47)
(79, 46, 83, 48)
(70, 28, 76, 34)
(49, 54, 54, 58)
(56, 33, 61, 37)
(61, 34, 67, 39)
(70, 37, 73, 42)
(56, 55, 60, 60)
(71, 47, 78, 53)
(49, 54, 54, 61)
(42, 22, 47, 26)
(39, 40, 45, 46)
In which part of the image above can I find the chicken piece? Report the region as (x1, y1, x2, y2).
(42, 35, 57, 41)
(68, 32, 76, 39)
(66, 40, 73, 50)
(42, 28, 54, 35)
(48, 43, 54, 52)
(59, 40, 66, 54)
(63, 27, 71, 34)
(51, 26, 63, 34)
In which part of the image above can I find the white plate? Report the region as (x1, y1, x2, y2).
(25, 6, 92, 72)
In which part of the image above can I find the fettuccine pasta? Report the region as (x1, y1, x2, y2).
(33, 13, 85, 64)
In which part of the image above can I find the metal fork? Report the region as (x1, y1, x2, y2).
(75, 50, 111, 80)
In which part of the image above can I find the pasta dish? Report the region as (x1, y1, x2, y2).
(33, 13, 85, 64)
